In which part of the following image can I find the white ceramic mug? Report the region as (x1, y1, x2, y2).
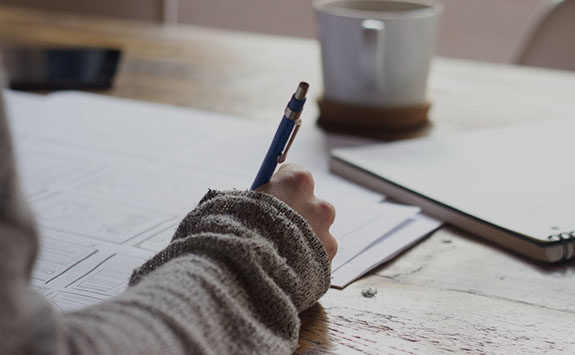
(314, 0, 442, 107)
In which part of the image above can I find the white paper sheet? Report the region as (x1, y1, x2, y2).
(331, 214, 442, 288)
(330, 203, 420, 271)
(4, 90, 440, 311)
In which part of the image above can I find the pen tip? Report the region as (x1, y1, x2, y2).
(295, 82, 309, 100)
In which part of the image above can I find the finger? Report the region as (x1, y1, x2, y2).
(311, 198, 336, 228)
(273, 164, 314, 195)
(321, 233, 338, 261)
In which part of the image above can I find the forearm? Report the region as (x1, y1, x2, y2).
(123, 190, 331, 353)
(64, 253, 298, 355)
(3, 190, 330, 355)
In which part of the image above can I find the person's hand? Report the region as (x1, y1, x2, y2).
(256, 164, 338, 261)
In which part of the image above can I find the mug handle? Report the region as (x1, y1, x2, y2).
(361, 19, 385, 91)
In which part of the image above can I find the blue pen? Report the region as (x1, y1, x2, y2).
(250, 82, 309, 190)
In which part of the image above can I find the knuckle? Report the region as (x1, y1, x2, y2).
(317, 200, 336, 225)
(325, 236, 338, 257)
(285, 169, 314, 191)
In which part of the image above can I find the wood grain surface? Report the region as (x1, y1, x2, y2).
(1, 5, 574, 354)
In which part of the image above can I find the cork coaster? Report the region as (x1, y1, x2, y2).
(317, 97, 431, 139)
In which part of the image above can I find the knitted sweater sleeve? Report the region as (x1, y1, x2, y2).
(0, 91, 331, 354)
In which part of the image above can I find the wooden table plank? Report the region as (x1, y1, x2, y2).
(300, 277, 575, 354)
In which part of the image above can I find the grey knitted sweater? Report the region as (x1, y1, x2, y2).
(0, 94, 331, 354)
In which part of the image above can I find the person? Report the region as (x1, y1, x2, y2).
(0, 90, 338, 354)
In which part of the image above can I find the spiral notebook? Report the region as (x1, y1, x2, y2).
(330, 118, 575, 263)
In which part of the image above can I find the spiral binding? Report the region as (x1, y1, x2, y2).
(547, 231, 575, 261)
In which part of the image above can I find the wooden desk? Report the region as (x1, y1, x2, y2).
(1, 6, 574, 354)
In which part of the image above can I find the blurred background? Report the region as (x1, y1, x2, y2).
(0, 0, 572, 70)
